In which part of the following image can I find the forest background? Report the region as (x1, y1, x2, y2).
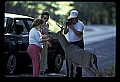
(5, 1, 116, 32)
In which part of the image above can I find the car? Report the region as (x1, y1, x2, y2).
(4, 13, 65, 75)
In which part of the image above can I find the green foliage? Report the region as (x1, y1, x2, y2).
(5, 1, 116, 30)
(48, 18, 61, 32)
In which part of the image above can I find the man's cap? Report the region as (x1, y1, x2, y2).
(67, 10, 78, 19)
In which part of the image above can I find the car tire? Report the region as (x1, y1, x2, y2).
(5, 54, 17, 75)
(48, 50, 64, 73)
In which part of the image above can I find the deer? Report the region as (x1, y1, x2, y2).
(49, 21, 102, 77)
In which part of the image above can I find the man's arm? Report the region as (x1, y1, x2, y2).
(68, 24, 83, 37)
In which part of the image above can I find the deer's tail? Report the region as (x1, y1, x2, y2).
(92, 54, 103, 77)
(92, 54, 98, 70)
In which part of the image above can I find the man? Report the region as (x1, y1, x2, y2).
(63, 10, 85, 77)
(39, 11, 52, 75)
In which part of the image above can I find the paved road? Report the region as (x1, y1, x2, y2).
(84, 25, 116, 45)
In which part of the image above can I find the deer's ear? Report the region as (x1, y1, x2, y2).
(57, 31, 61, 35)
(57, 31, 60, 34)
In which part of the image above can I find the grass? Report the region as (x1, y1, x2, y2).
(100, 65, 115, 77)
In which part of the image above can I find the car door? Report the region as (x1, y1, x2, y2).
(14, 19, 28, 52)
(14, 19, 33, 65)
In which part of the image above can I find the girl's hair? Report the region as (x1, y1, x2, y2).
(32, 18, 44, 27)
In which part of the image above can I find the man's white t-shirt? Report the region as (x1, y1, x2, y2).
(65, 20, 85, 42)
(29, 28, 43, 48)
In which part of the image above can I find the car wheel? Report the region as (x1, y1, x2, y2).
(48, 51, 64, 73)
(6, 54, 16, 75)
(54, 52, 64, 72)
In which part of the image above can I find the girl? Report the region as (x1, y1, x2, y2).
(27, 18, 50, 77)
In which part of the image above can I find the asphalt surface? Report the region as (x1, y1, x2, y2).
(85, 36, 116, 68)
(83, 36, 116, 77)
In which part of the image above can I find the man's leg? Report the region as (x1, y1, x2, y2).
(75, 67, 82, 77)
(40, 42, 48, 74)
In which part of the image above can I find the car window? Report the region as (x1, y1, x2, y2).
(16, 19, 28, 34)
(4, 17, 7, 27)
(4, 18, 7, 33)
(4, 17, 14, 34)
(26, 20, 33, 29)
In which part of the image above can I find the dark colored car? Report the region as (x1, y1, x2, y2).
(4, 13, 65, 75)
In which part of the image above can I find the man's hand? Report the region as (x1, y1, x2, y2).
(68, 24, 83, 37)
(67, 24, 74, 29)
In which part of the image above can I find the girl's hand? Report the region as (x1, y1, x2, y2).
(47, 37, 52, 41)
(41, 34, 47, 39)
(47, 41, 52, 47)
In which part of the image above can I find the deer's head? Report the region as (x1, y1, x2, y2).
(50, 21, 65, 39)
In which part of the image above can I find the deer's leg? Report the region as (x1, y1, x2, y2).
(66, 59, 69, 77)
(66, 59, 73, 77)
(91, 65, 101, 77)
(91, 55, 101, 76)
(70, 63, 74, 77)
(84, 67, 97, 77)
